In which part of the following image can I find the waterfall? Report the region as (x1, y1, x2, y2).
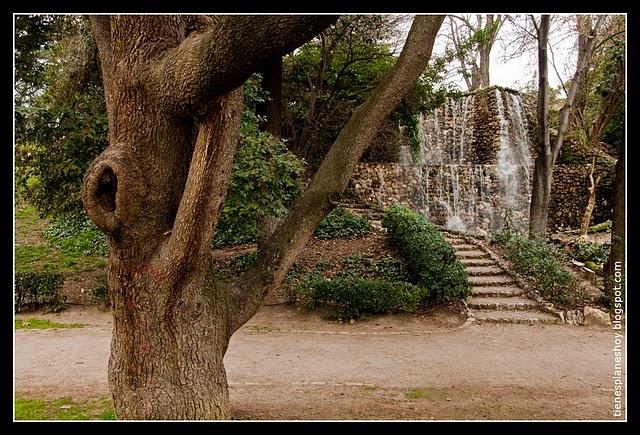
(405, 87, 533, 235)
(495, 88, 532, 229)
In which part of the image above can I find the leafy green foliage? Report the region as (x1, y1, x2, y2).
(314, 207, 371, 240)
(284, 15, 458, 166)
(43, 212, 108, 256)
(297, 273, 426, 319)
(492, 230, 587, 307)
(213, 75, 304, 247)
(89, 275, 110, 305)
(382, 205, 470, 302)
(15, 271, 65, 312)
(211, 251, 258, 282)
(571, 242, 610, 264)
(337, 254, 410, 282)
(16, 17, 109, 216)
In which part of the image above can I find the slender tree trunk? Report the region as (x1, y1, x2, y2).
(478, 46, 490, 88)
(604, 150, 625, 297)
(579, 157, 601, 235)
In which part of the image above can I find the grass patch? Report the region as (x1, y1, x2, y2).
(15, 208, 108, 275)
(15, 396, 115, 420)
(15, 318, 85, 330)
(405, 389, 429, 399)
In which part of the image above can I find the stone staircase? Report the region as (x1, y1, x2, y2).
(442, 232, 560, 325)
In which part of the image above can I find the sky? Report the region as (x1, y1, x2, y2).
(395, 14, 584, 94)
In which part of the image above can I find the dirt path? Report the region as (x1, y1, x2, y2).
(14, 305, 625, 420)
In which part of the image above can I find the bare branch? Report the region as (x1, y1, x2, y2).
(228, 15, 445, 332)
(548, 42, 569, 96)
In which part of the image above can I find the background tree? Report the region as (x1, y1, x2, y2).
(570, 15, 625, 148)
(528, 14, 603, 237)
(82, 15, 444, 419)
(445, 14, 502, 91)
(15, 16, 109, 216)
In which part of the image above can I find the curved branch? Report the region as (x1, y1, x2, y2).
(228, 15, 445, 332)
(149, 15, 337, 116)
(162, 88, 244, 289)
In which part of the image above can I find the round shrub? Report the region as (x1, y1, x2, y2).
(382, 205, 470, 302)
(297, 273, 427, 320)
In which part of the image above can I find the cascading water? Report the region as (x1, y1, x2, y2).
(406, 87, 533, 235)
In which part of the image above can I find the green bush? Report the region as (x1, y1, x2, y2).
(315, 207, 371, 240)
(297, 273, 427, 319)
(492, 230, 587, 307)
(89, 276, 109, 305)
(15, 271, 65, 312)
(382, 205, 470, 302)
(338, 254, 410, 282)
(571, 242, 610, 264)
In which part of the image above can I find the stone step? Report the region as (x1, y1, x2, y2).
(451, 244, 477, 251)
(465, 266, 504, 276)
(472, 309, 560, 325)
(456, 250, 490, 259)
(460, 258, 496, 266)
(467, 296, 539, 311)
(444, 237, 466, 243)
(471, 286, 525, 297)
(468, 275, 515, 286)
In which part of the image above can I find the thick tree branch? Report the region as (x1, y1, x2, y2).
(162, 88, 243, 288)
(228, 15, 445, 332)
(149, 16, 337, 116)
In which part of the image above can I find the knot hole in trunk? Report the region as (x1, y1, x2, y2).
(97, 167, 118, 212)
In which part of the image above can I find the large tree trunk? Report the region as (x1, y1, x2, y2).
(84, 15, 443, 420)
(604, 150, 625, 298)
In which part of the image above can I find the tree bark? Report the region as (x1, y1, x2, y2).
(604, 150, 624, 298)
(84, 14, 443, 420)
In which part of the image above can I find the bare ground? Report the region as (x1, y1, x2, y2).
(14, 305, 625, 420)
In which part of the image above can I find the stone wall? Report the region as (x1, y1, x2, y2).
(346, 161, 614, 231)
